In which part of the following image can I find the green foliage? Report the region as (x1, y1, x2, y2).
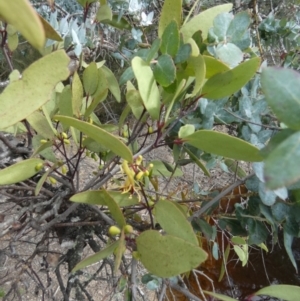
(1, 1, 300, 300)
(0, 0, 45, 50)
(0, 158, 44, 185)
(136, 230, 207, 278)
(0, 50, 70, 129)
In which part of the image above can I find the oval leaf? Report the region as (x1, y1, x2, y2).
(132, 57, 160, 120)
(83, 62, 99, 95)
(158, 0, 182, 38)
(160, 20, 180, 57)
(0, 0, 45, 50)
(203, 55, 230, 78)
(185, 130, 262, 162)
(154, 199, 198, 245)
(153, 54, 176, 87)
(180, 4, 233, 42)
(261, 67, 300, 130)
(137, 230, 207, 278)
(0, 158, 44, 185)
(54, 116, 133, 162)
(264, 132, 300, 189)
(0, 50, 70, 129)
(255, 285, 300, 301)
(201, 57, 260, 99)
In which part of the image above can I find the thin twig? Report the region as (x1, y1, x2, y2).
(189, 173, 255, 220)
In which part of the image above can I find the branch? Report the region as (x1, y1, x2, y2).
(189, 173, 255, 220)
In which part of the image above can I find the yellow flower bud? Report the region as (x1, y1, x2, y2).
(108, 226, 121, 236)
(63, 139, 70, 144)
(148, 126, 153, 134)
(35, 163, 44, 171)
(136, 171, 144, 181)
(61, 132, 68, 139)
(49, 177, 57, 184)
(124, 225, 133, 234)
(61, 165, 68, 175)
(40, 139, 48, 144)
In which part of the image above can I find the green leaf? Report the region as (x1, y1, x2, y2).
(255, 285, 300, 301)
(0, 50, 70, 129)
(84, 68, 108, 118)
(146, 39, 161, 63)
(150, 160, 183, 177)
(261, 67, 300, 130)
(183, 146, 210, 177)
(0, 158, 44, 185)
(72, 72, 83, 117)
(114, 231, 125, 273)
(126, 89, 144, 119)
(203, 291, 237, 301)
(203, 55, 230, 78)
(96, 4, 112, 22)
(102, 15, 132, 30)
(174, 44, 192, 64)
(0, 0, 45, 50)
(38, 14, 63, 42)
(215, 43, 243, 68)
(58, 85, 73, 118)
(284, 230, 298, 273)
(212, 12, 233, 40)
(189, 54, 205, 96)
(102, 65, 121, 102)
(119, 67, 134, 86)
(227, 11, 251, 49)
(70, 190, 139, 207)
(224, 159, 247, 178)
(154, 199, 198, 245)
(185, 130, 263, 162)
(71, 189, 126, 227)
(136, 230, 207, 278)
(131, 57, 160, 120)
(72, 240, 119, 272)
(264, 132, 300, 189)
(180, 4, 233, 42)
(83, 62, 99, 95)
(158, 0, 182, 38)
(160, 21, 180, 57)
(178, 124, 195, 138)
(54, 116, 133, 162)
(27, 111, 56, 140)
(153, 54, 176, 87)
(201, 57, 260, 99)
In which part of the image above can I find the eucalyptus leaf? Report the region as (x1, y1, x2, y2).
(160, 21, 180, 57)
(261, 67, 300, 130)
(180, 4, 233, 42)
(264, 131, 300, 189)
(153, 54, 176, 87)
